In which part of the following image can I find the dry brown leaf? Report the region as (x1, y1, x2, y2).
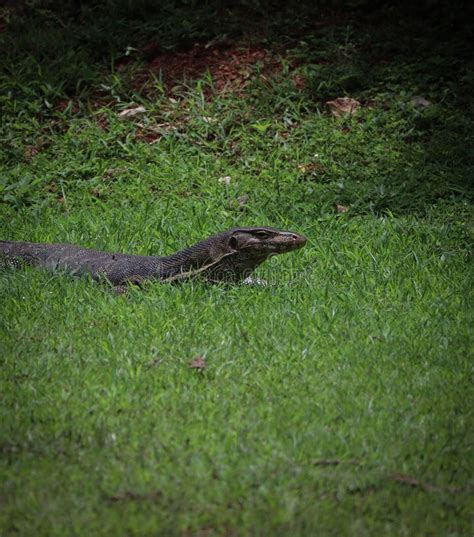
(327, 97, 361, 118)
(118, 106, 146, 119)
(24, 146, 41, 161)
(189, 356, 207, 369)
(293, 74, 307, 90)
(410, 96, 431, 108)
(298, 162, 318, 174)
(336, 204, 349, 213)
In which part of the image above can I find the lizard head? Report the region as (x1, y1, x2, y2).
(227, 227, 307, 256)
(196, 226, 306, 282)
(169, 226, 307, 284)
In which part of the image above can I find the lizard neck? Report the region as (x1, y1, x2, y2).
(157, 235, 229, 281)
(157, 234, 269, 283)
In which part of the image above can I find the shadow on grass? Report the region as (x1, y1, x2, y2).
(1, 0, 473, 215)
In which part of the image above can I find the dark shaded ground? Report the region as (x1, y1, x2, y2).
(3, 1, 473, 99)
(1, 0, 473, 213)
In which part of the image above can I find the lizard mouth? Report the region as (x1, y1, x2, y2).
(251, 234, 307, 256)
(276, 233, 307, 252)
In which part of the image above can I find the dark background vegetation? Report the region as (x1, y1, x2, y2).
(1, 0, 473, 214)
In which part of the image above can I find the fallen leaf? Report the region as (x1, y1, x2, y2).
(293, 74, 307, 90)
(336, 204, 349, 213)
(410, 96, 431, 108)
(218, 176, 232, 186)
(237, 194, 249, 206)
(298, 162, 318, 174)
(326, 97, 361, 118)
(189, 356, 207, 369)
(118, 106, 146, 119)
(24, 146, 40, 161)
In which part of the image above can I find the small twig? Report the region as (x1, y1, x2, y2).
(107, 490, 162, 503)
(390, 473, 435, 493)
(312, 459, 360, 466)
(59, 181, 68, 209)
(390, 473, 465, 494)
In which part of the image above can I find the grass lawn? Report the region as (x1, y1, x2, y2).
(0, 2, 473, 535)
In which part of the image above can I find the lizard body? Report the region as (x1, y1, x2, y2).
(0, 227, 306, 288)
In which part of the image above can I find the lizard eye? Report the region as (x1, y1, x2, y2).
(254, 231, 270, 238)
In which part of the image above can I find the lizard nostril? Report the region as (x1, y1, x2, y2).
(291, 234, 299, 240)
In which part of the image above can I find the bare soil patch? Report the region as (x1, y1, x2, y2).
(136, 42, 286, 95)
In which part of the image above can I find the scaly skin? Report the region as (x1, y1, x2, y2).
(0, 226, 307, 289)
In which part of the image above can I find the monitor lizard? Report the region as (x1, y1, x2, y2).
(0, 226, 306, 290)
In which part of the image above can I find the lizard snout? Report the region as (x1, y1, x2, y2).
(288, 233, 307, 249)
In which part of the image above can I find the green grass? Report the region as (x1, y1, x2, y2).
(1, 2, 473, 535)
